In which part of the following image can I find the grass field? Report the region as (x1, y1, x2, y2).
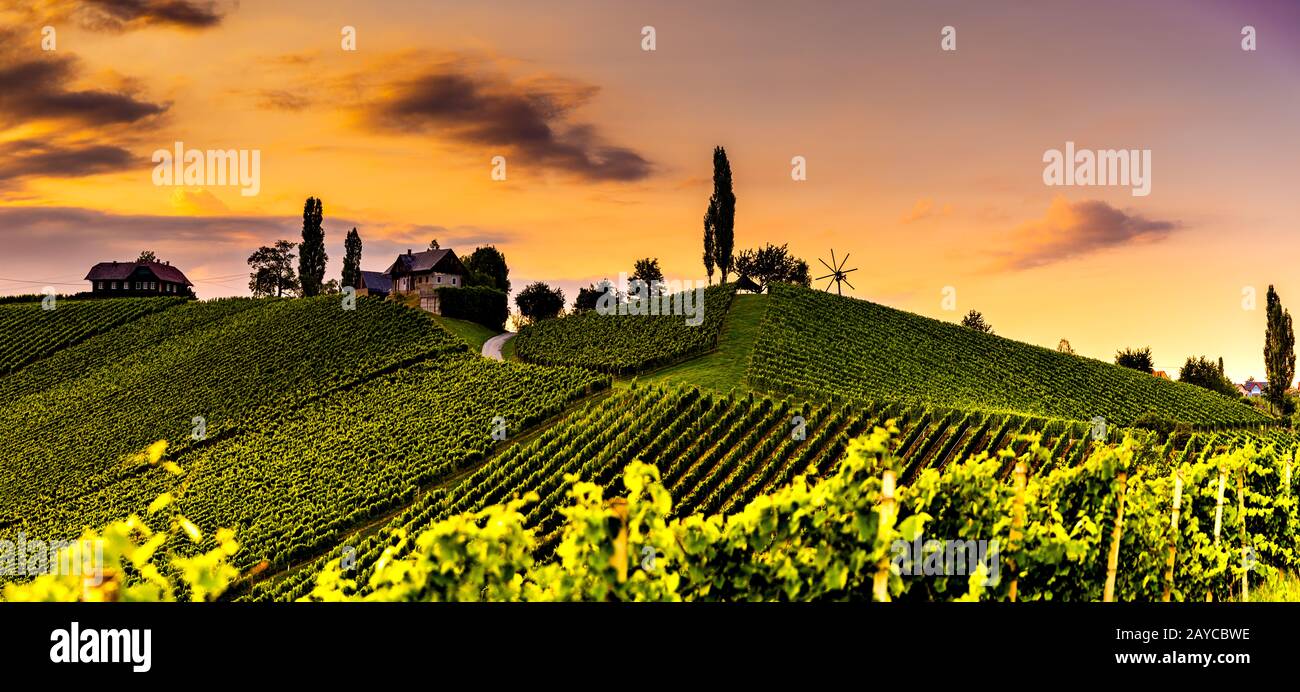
(431, 315, 499, 352)
(639, 293, 768, 391)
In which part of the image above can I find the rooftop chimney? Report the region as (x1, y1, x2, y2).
(407, 248, 412, 255)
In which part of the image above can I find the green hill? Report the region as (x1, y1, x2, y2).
(747, 284, 1270, 426)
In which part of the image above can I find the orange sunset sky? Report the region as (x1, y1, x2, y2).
(2, 0, 1299, 382)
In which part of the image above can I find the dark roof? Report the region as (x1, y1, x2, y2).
(384, 248, 465, 276)
(85, 261, 193, 286)
(359, 270, 391, 293)
(734, 275, 762, 292)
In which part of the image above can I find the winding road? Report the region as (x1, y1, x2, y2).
(482, 332, 515, 361)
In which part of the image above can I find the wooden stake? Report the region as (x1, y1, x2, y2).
(873, 470, 897, 602)
(1103, 471, 1127, 603)
(1212, 471, 1226, 546)
(1009, 461, 1027, 602)
(1285, 454, 1293, 494)
(1162, 469, 1184, 602)
(1238, 473, 1249, 603)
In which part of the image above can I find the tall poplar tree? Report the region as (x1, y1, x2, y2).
(709, 146, 735, 283)
(702, 203, 716, 285)
(1264, 284, 1295, 413)
(342, 227, 362, 290)
(298, 197, 327, 296)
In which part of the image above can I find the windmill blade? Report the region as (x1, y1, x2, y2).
(824, 278, 835, 292)
(839, 253, 850, 270)
(842, 277, 856, 290)
(818, 257, 836, 272)
(831, 249, 837, 270)
(815, 272, 836, 281)
(841, 267, 859, 274)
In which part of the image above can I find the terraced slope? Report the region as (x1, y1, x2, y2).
(514, 284, 736, 374)
(748, 284, 1271, 426)
(0, 297, 183, 375)
(252, 385, 1293, 602)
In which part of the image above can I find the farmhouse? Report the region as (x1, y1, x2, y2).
(85, 260, 193, 297)
(1238, 378, 1266, 398)
(384, 248, 467, 313)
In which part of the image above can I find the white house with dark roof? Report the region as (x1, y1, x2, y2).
(85, 260, 194, 298)
(384, 248, 468, 313)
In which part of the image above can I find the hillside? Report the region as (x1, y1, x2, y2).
(252, 384, 1297, 602)
(0, 297, 607, 580)
(746, 284, 1271, 426)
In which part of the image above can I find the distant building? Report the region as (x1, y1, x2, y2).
(384, 248, 468, 313)
(85, 260, 193, 297)
(357, 271, 391, 298)
(1238, 378, 1266, 397)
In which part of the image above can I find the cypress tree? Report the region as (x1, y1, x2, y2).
(342, 228, 362, 290)
(1264, 285, 1295, 414)
(298, 197, 327, 296)
(709, 146, 735, 283)
(702, 202, 716, 284)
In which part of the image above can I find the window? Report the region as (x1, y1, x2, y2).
(95, 281, 103, 290)
(437, 275, 442, 284)
(111, 281, 118, 290)
(150, 281, 156, 291)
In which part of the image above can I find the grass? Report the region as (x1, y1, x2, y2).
(636, 293, 768, 392)
(1253, 572, 1300, 602)
(501, 333, 518, 361)
(431, 315, 498, 352)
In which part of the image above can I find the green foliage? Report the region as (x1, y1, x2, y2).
(1265, 285, 1295, 412)
(0, 297, 181, 375)
(515, 284, 735, 375)
(341, 228, 363, 290)
(247, 239, 299, 297)
(514, 282, 566, 323)
(435, 285, 508, 331)
(1179, 355, 1239, 398)
(733, 243, 811, 289)
(708, 146, 736, 282)
(298, 197, 327, 297)
(748, 284, 1271, 426)
(959, 309, 992, 334)
(1115, 346, 1154, 373)
(463, 246, 510, 294)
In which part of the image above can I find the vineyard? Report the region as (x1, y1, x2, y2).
(0, 297, 183, 375)
(747, 284, 1272, 426)
(514, 284, 736, 374)
(249, 385, 1296, 602)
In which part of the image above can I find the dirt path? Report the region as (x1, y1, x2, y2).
(482, 332, 515, 360)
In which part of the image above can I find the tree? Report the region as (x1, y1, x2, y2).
(574, 281, 616, 313)
(464, 246, 510, 293)
(708, 146, 735, 282)
(1057, 339, 1075, 355)
(702, 204, 716, 285)
(1179, 356, 1239, 398)
(298, 197, 327, 296)
(136, 250, 158, 263)
(1218, 357, 1225, 376)
(630, 257, 665, 296)
(341, 228, 362, 290)
(515, 282, 565, 323)
(960, 310, 993, 334)
(1265, 284, 1295, 414)
(1115, 347, 1154, 373)
(429, 239, 440, 250)
(247, 240, 299, 298)
(733, 243, 811, 290)
(321, 278, 341, 295)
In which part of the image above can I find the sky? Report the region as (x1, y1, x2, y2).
(2, 0, 1299, 382)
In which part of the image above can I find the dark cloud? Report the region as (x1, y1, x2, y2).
(368, 66, 652, 182)
(51, 0, 230, 30)
(0, 141, 139, 183)
(250, 88, 314, 112)
(992, 197, 1181, 271)
(0, 56, 166, 125)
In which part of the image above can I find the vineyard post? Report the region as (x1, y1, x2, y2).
(1286, 452, 1293, 494)
(873, 470, 897, 603)
(1103, 470, 1127, 603)
(1237, 473, 1248, 602)
(1208, 469, 1227, 602)
(1009, 461, 1027, 602)
(1161, 468, 1184, 603)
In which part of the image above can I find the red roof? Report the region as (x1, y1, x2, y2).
(84, 261, 193, 286)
